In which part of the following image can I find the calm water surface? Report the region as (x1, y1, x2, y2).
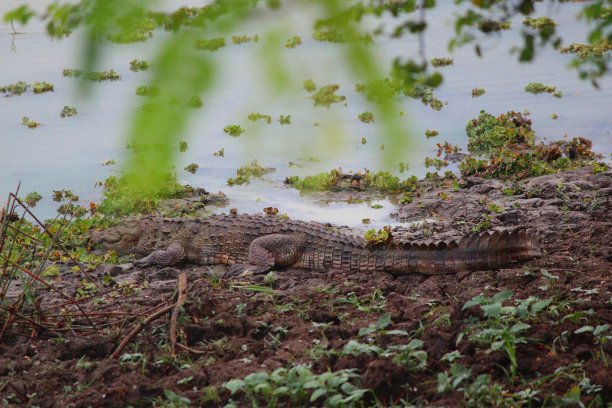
(1, 1, 610, 228)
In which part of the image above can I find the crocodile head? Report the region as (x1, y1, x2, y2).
(90, 217, 144, 255)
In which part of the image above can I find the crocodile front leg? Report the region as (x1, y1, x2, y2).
(134, 242, 186, 267)
(225, 234, 307, 278)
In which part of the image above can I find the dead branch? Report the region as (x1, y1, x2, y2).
(170, 272, 188, 356)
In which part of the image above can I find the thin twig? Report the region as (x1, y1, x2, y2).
(170, 272, 188, 356)
(176, 342, 207, 355)
(111, 302, 176, 358)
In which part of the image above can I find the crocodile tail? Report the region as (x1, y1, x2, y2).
(395, 228, 542, 275)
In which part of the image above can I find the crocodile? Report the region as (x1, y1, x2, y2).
(90, 214, 542, 277)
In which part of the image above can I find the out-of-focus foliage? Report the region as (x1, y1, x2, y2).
(5, 0, 610, 201)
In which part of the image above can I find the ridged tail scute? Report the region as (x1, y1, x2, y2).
(394, 228, 541, 275)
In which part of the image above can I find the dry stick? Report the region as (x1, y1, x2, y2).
(111, 303, 176, 359)
(170, 272, 188, 356)
(176, 342, 207, 355)
(111, 276, 184, 358)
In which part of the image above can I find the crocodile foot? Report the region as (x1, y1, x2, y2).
(225, 264, 272, 278)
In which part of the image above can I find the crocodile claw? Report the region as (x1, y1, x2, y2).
(225, 264, 271, 278)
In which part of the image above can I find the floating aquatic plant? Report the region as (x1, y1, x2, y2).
(184, 163, 199, 174)
(60, 106, 77, 117)
(248, 113, 272, 124)
(232, 34, 258, 44)
(425, 129, 439, 139)
(129, 59, 150, 72)
(224, 124, 244, 137)
(358, 112, 374, 123)
(471, 88, 486, 98)
(524, 82, 562, 98)
(227, 160, 274, 186)
(311, 84, 346, 108)
(195, 37, 226, 51)
(285, 35, 302, 48)
(21, 116, 40, 128)
(32, 82, 54, 93)
(430, 57, 454, 67)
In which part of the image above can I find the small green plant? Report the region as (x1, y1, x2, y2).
(285, 35, 302, 48)
(151, 389, 191, 407)
(21, 116, 40, 128)
(461, 291, 552, 379)
(471, 87, 486, 98)
(224, 365, 368, 407)
(358, 313, 407, 337)
(430, 57, 454, 67)
(213, 148, 225, 157)
(60, 105, 77, 117)
(591, 162, 608, 174)
(179, 141, 188, 152)
(364, 227, 392, 245)
(358, 111, 374, 123)
(223, 124, 244, 137)
(129, 59, 149, 71)
(339, 290, 387, 314)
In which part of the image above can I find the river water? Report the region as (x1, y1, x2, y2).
(1, 1, 610, 228)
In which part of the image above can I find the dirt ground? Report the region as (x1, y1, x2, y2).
(0, 166, 610, 407)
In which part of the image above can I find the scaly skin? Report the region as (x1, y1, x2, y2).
(90, 214, 542, 277)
